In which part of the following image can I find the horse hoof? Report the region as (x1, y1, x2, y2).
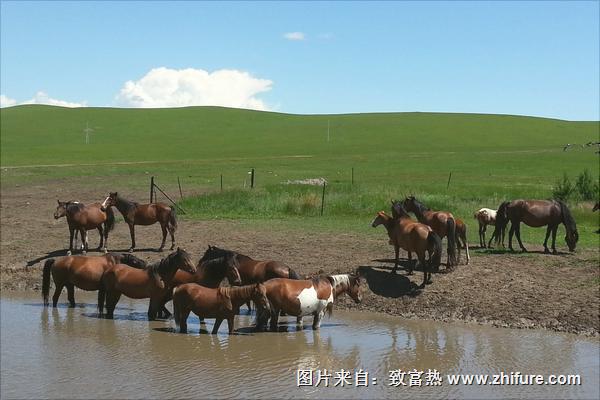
(102, 248, 108, 254)
(66, 250, 72, 256)
(82, 251, 87, 255)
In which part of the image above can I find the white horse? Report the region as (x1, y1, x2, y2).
(474, 208, 497, 248)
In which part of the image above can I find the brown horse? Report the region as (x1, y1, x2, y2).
(454, 218, 470, 264)
(402, 196, 458, 267)
(173, 283, 270, 334)
(54, 201, 115, 255)
(492, 199, 578, 253)
(100, 192, 177, 252)
(257, 274, 362, 331)
(198, 246, 300, 313)
(157, 245, 243, 319)
(42, 252, 146, 308)
(99, 248, 195, 320)
(372, 203, 442, 287)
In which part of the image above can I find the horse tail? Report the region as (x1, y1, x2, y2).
(446, 217, 458, 266)
(42, 259, 55, 306)
(427, 231, 443, 272)
(97, 283, 105, 315)
(168, 206, 178, 232)
(172, 287, 181, 328)
(325, 302, 334, 318)
(104, 206, 115, 233)
(492, 201, 510, 245)
(288, 267, 300, 280)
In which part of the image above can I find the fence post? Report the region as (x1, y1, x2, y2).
(320, 182, 326, 216)
(150, 176, 155, 203)
(447, 172, 452, 189)
(250, 168, 255, 189)
(177, 177, 183, 199)
(220, 174, 223, 191)
(351, 167, 354, 185)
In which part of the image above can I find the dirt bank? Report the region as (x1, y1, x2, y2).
(1, 181, 598, 336)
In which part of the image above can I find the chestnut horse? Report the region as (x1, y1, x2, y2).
(257, 274, 362, 331)
(42, 252, 146, 308)
(99, 248, 195, 320)
(454, 218, 470, 264)
(157, 245, 243, 319)
(100, 192, 177, 252)
(54, 201, 115, 255)
(402, 196, 458, 267)
(173, 283, 270, 334)
(474, 208, 498, 248)
(372, 204, 442, 287)
(492, 199, 578, 253)
(197, 246, 300, 313)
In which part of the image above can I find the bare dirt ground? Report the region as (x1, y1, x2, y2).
(1, 180, 598, 336)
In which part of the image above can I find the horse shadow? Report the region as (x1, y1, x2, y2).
(357, 265, 421, 298)
(153, 326, 255, 336)
(82, 311, 150, 321)
(27, 302, 134, 311)
(109, 248, 163, 253)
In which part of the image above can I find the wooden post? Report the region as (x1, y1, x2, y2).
(320, 183, 326, 216)
(250, 168, 255, 189)
(150, 176, 154, 203)
(447, 172, 452, 189)
(220, 174, 223, 191)
(177, 176, 183, 199)
(351, 167, 354, 185)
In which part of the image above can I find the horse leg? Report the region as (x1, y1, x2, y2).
(178, 308, 190, 333)
(513, 223, 526, 252)
(105, 291, 121, 319)
(246, 300, 252, 315)
(67, 227, 75, 256)
(551, 225, 558, 254)
(52, 283, 64, 307)
(269, 308, 280, 331)
(80, 229, 87, 255)
(227, 316, 235, 335)
(97, 226, 104, 251)
(147, 297, 158, 321)
(390, 245, 399, 274)
(478, 222, 484, 248)
(212, 318, 224, 334)
(543, 225, 552, 253)
(312, 311, 324, 330)
(158, 223, 167, 252)
(508, 223, 515, 251)
(102, 223, 109, 253)
(168, 225, 175, 251)
(128, 223, 136, 252)
(296, 316, 303, 329)
(66, 283, 76, 308)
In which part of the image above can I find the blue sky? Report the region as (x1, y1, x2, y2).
(1, 1, 598, 120)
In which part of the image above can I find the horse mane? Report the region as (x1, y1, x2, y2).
(555, 199, 578, 235)
(65, 201, 85, 213)
(391, 201, 410, 219)
(115, 194, 138, 213)
(410, 197, 430, 213)
(200, 247, 239, 272)
(150, 249, 189, 275)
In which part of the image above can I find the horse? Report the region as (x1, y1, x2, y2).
(99, 248, 196, 320)
(197, 246, 300, 313)
(474, 208, 498, 248)
(492, 199, 578, 253)
(402, 196, 458, 267)
(42, 252, 146, 308)
(372, 203, 442, 287)
(454, 218, 470, 264)
(257, 274, 362, 331)
(54, 200, 115, 255)
(156, 245, 243, 319)
(100, 192, 177, 252)
(173, 283, 270, 334)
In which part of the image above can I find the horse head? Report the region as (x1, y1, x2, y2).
(347, 275, 363, 304)
(54, 200, 67, 219)
(100, 192, 118, 212)
(371, 211, 388, 227)
(224, 254, 242, 286)
(250, 283, 270, 314)
(174, 247, 196, 274)
(565, 229, 578, 252)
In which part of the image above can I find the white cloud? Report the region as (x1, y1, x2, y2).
(22, 91, 86, 107)
(283, 32, 306, 41)
(116, 67, 273, 110)
(0, 95, 17, 108)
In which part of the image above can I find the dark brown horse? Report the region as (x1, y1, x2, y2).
(54, 201, 115, 255)
(257, 274, 362, 331)
(100, 192, 177, 252)
(173, 283, 270, 334)
(402, 196, 458, 267)
(99, 248, 195, 320)
(42, 252, 146, 308)
(492, 199, 578, 253)
(372, 203, 442, 287)
(198, 246, 300, 313)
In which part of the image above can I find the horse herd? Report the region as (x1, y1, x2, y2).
(45, 191, 580, 334)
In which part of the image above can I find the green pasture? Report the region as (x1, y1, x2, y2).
(1, 105, 598, 249)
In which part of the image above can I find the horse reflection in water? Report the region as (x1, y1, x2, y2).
(257, 274, 363, 331)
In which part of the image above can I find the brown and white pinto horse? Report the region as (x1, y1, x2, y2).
(257, 274, 362, 331)
(173, 283, 270, 334)
(99, 248, 195, 320)
(54, 201, 115, 255)
(42, 252, 146, 308)
(198, 246, 300, 313)
(100, 192, 177, 252)
(402, 196, 458, 267)
(492, 199, 578, 253)
(372, 203, 442, 287)
(474, 208, 498, 248)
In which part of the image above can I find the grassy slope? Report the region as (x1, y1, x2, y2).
(1, 105, 598, 248)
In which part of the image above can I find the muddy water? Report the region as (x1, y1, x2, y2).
(1, 292, 598, 399)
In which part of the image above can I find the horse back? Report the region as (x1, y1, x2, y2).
(66, 203, 108, 229)
(175, 283, 224, 318)
(104, 264, 153, 299)
(238, 258, 290, 282)
(263, 278, 331, 317)
(511, 200, 558, 227)
(396, 220, 431, 252)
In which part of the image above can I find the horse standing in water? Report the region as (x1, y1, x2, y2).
(257, 274, 362, 331)
(99, 248, 196, 320)
(54, 201, 115, 255)
(100, 192, 177, 252)
(173, 283, 270, 334)
(197, 246, 301, 313)
(402, 196, 458, 267)
(372, 202, 442, 287)
(42, 252, 146, 308)
(492, 199, 578, 253)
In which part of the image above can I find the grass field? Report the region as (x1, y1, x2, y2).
(1, 105, 598, 248)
